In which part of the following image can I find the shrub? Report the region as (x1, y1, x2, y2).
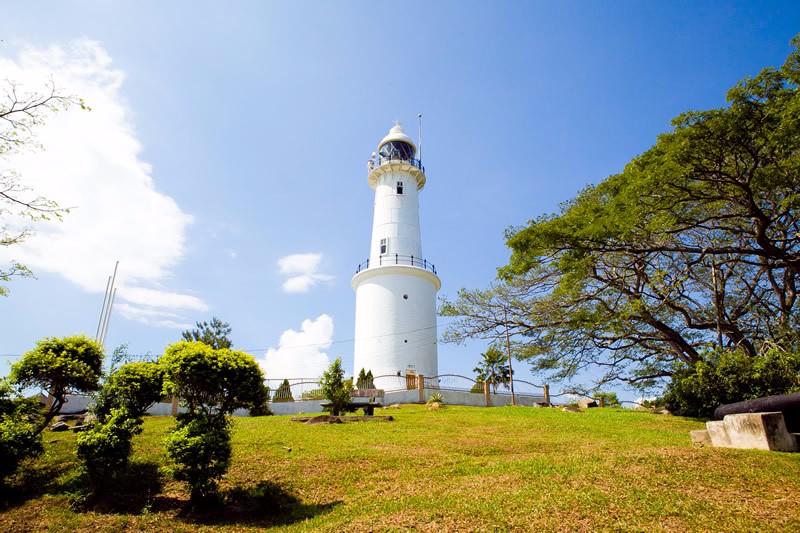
(662, 349, 800, 418)
(594, 392, 621, 407)
(249, 384, 272, 416)
(161, 341, 265, 416)
(93, 361, 165, 422)
(160, 341, 264, 505)
(427, 392, 444, 406)
(273, 379, 294, 402)
(10, 335, 104, 427)
(165, 413, 231, 505)
(76, 407, 142, 488)
(0, 381, 43, 482)
(320, 358, 353, 416)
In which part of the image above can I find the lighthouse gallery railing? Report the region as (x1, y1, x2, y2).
(355, 254, 437, 275)
(368, 156, 425, 174)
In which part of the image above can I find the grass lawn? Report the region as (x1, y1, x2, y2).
(2, 404, 799, 532)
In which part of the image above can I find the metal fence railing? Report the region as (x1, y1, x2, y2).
(264, 373, 556, 406)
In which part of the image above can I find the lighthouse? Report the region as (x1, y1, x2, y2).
(352, 122, 441, 388)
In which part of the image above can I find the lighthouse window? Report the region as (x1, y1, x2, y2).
(396, 181, 404, 195)
(380, 238, 387, 254)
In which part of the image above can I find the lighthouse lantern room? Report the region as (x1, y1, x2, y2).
(352, 122, 440, 388)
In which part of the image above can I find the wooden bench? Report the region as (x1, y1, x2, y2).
(320, 400, 383, 416)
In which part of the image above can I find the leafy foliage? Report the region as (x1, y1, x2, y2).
(76, 407, 143, 488)
(427, 392, 444, 406)
(160, 341, 265, 416)
(594, 391, 621, 408)
(164, 413, 232, 505)
(472, 347, 512, 393)
(10, 335, 104, 428)
(160, 341, 264, 505)
(661, 349, 800, 418)
(444, 36, 800, 391)
(320, 358, 353, 416)
(355, 369, 375, 390)
(0, 380, 43, 482)
(93, 361, 165, 422)
(1, 80, 86, 296)
(181, 317, 233, 350)
(248, 383, 272, 417)
(273, 379, 294, 402)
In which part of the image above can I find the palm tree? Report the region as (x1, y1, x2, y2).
(473, 347, 511, 393)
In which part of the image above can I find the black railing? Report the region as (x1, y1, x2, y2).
(356, 254, 437, 275)
(368, 156, 424, 173)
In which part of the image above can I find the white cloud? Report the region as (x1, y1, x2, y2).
(259, 314, 333, 380)
(0, 39, 202, 327)
(277, 252, 333, 293)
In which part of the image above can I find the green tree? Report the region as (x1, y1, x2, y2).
(181, 317, 233, 350)
(662, 349, 800, 418)
(78, 360, 164, 491)
(93, 361, 165, 422)
(445, 36, 800, 392)
(0, 380, 43, 482)
(76, 406, 143, 490)
(273, 378, 294, 402)
(160, 341, 265, 505)
(473, 347, 511, 394)
(594, 392, 621, 408)
(356, 368, 368, 390)
(320, 358, 353, 416)
(1, 81, 86, 296)
(164, 413, 231, 505)
(160, 341, 263, 416)
(10, 335, 104, 430)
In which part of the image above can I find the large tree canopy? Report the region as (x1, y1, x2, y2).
(443, 36, 800, 391)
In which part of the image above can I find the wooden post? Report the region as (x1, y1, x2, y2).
(484, 380, 492, 407)
(418, 374, 425, 403)
(543, 384, 550, 406)
(170, 395, 179, 416)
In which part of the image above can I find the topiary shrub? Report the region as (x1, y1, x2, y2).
(93, 361, 165, 422)
(0, 381, 43, 483)
(160, 341, 265, 505)
(662, 349, 800, 418)
(165, 413, 231, 505)
(76, 407, 142, 489)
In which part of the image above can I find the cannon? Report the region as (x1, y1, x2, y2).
(714, 392, 800, 433)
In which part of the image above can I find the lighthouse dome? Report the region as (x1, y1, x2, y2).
(377, 123, 416, 161)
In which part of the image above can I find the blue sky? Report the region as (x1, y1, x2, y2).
(2, 1, 799, 399)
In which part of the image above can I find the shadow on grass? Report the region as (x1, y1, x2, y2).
(82, 461, 164, 514)
(0, 458, 80, 510)
(178, 480, 340, 528)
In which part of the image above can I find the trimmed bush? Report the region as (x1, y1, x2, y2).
(165, 413, 231, 504)
(662, 349, 800, 418)
(76, 407, 143, 488)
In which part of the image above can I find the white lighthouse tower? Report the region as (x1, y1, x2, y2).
(352, 122, 440, 387)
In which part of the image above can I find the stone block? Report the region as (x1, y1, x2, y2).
(719, 412, 796, 452)
(706, 420, 732, 448)
(690, 429, 711, 446)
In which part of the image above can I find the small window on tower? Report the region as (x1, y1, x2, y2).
(380, 238, 387, 254)
(396, 181, 404, 195)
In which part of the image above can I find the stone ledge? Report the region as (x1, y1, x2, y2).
(696, 412, 797, 452)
